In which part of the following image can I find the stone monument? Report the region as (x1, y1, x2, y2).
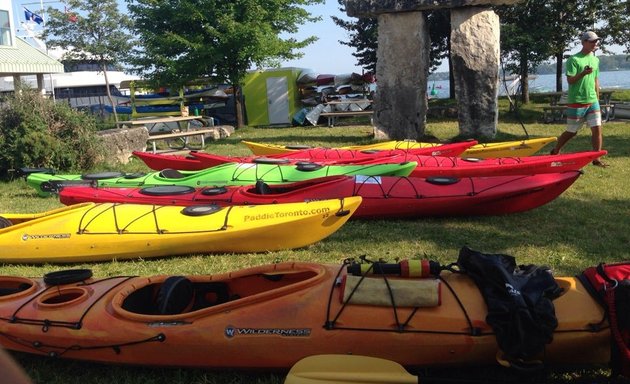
(345, 0, 523, 140)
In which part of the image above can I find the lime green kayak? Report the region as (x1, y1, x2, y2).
(26, 161, 417, 197)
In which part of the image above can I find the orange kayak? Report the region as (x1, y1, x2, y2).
(0, 259, 609, 369)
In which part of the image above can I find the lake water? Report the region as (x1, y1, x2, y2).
(429, 70, 630, 99)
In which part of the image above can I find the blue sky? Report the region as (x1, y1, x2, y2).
(14, 0, 370, 74)
(279, 0, 369, 74)
(14, 0, 623, 76)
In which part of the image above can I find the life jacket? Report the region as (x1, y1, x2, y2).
(457, 246, 562, 365)
(579, 262, 630, 377)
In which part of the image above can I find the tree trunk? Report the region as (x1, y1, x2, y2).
(555, 53, 564, 92)
(102, 64, 119, 124)
(448, 40, 455, 99)
(520, 57, 529, 104)
(234, 84, 244, 129)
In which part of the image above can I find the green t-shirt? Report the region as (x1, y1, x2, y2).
(566, 52, 599, 104)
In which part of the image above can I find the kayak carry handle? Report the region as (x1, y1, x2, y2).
(347, 260, 442, 278)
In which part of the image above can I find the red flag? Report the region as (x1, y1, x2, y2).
(65, 7, 78, 23)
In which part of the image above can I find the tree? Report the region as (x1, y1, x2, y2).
(426, 10, 451, 97)
(496, 0, 555, 104)
(537, 0, 598, 92)
(498, 0, 630, 98)
(597, 1, 630, 56)
(331, 2, 377, 73)
(332, 2, 451, 97)
(127, 0, 323, 128)
(44, 0, 134, 124)
(0, 87, 101, 178)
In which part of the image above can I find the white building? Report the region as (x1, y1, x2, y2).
(0, 0, 139, 110)
(0, 0, 63, 92)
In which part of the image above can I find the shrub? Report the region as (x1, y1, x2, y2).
(0, 88, 103, 179)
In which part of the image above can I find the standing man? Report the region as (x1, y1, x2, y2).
(550, 31, 607, 167)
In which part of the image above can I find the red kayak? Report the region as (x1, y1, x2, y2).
(387, 150, 605, 178)
(59, 171, 582, 218)
(132, 141, 478, 171)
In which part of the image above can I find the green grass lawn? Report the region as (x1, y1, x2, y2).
(1, 101, 629, 383)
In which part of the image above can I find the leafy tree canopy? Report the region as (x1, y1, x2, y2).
(126, 0, 324, 88)
(332, 1, 377, 73)
(332, 1, 450, 74)
(44, 0, 135, 122)
(44, 0, 134, 65)
(498, 0, 629, 95)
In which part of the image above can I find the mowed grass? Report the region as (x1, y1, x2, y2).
(0, 102, 629, 383)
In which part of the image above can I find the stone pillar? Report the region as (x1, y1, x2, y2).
(345, 0, 522, 140)
(373, 12, 430, 140)
(451, 7, 500, 138)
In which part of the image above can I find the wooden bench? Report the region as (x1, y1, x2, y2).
(118, 116, 210, 133)
(541, 90, 615, 123)
(542, 105, 567, 123)
(146, 128, 216, 153)
(319, 110, 373, 127)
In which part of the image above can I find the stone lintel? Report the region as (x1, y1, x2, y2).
(346, 0, 523, 17)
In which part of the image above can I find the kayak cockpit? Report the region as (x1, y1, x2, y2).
(113, 263, 327, 321)
(241, 176, 351, 196)
(0, 277, 37, 299)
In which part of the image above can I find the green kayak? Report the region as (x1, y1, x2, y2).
(26, 161, 417, 197)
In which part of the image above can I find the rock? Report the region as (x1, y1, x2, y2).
(97, 126, 149, 165)
(96, 125, 235, 165)
(451, 7, 500, 137)
(346, 0, 523, 16)
(215, 125, 235, 139)
(373, 12, 430, 140)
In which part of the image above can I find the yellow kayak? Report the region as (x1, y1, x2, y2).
(244, 137, 558, 159)
(0, 197, 361, 263)
(242, 140, 451, 156)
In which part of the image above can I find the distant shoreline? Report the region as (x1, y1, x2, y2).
(429, 54, 630, 81)
(429, 69, 630, 82)
(427, 70, 630, 98)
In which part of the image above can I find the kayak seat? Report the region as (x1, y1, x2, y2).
(157, 276, 194, 315)
(121, 279, 231, 315)
(191, 282, 230, 310)
(255, 180, 273, 195)
(159, 168, 185, 179)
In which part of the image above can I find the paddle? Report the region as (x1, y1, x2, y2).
(284, 354, 418, 384)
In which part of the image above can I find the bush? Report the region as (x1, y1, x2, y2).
(0, 88, 103, 179)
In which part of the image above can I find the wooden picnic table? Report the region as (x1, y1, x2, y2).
(319, 99, 373, 127)
(117, 116, 214, 152)
(146, 128, 217, 153)
(319, 110, 373, 127)
(537, 90, 615, 123)
(117, 115, 210, 133)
